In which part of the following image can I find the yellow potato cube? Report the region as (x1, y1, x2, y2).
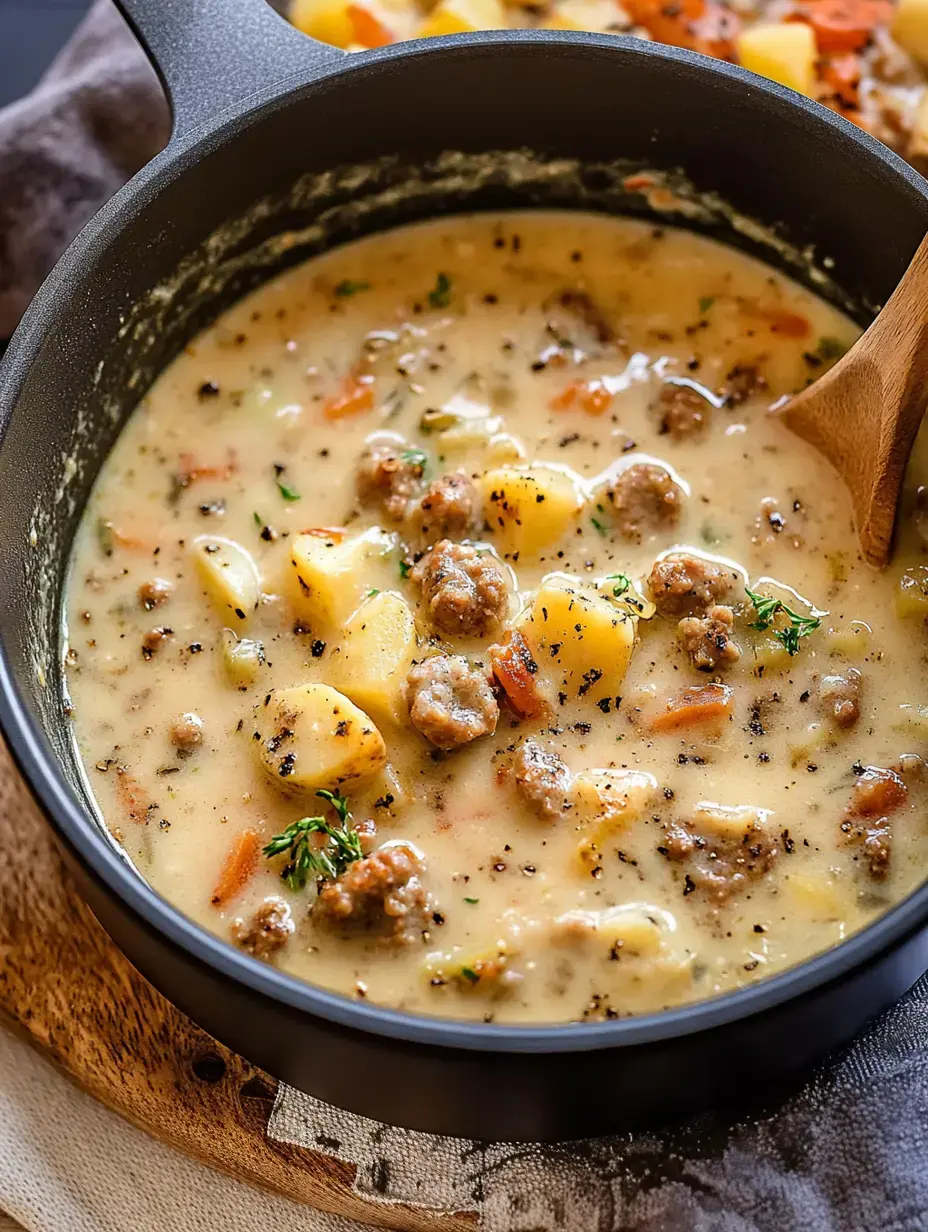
(572, 769, 657, 869)
(220, 629, 265, 690)
(256, 683, 387, 793)
(553, 904, 672, 958)
(893, 0, 928, 64)
(824, 620, 872, 658)
(480, 465, 585, 558)
(515, 573, 636, 700)
(290, 527, 395, 628)
(192, 535, 260, 623)
(784, 872, 845, 922)
(736, 23, 816, 96)
(332, 591, 418, 725)
(544, 0, 623, 28)
(894, 564, 928, 619)
(749, 633, 792, 675)
(417, 0, 505, 35)
(290, 0, 355, 47)
(691, 802, 772, 841)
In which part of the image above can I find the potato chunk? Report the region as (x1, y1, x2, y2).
(515, 573, 636, 700)
(256, 683, 386, 793)
(290, 527, 394, 628)
(573, 769, 658, 869)
(894, 564, 928, 619)
(479, 464, 585, 557)
(552, 903, 675, 958)
(893, 0, 928, 64)
(544, 0, 625, 28)
(736, 23, 816, 95)
(332, 591, 417, 725)
(418, 0, 505, 35)
(290, 0, 355, 47)
(192, 535, 260, 622)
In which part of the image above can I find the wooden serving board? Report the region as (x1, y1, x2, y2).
(0, 739, 473, 1231)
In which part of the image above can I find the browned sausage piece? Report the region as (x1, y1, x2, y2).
(543, 289, 614, 346)
(231, 896, 294, 958)
(512, 740, 572, 822)
(356, 441, 425, 521)
(661, 819, 777, 902)
(170, 712, 203, 752)
(313, 843, 430, 942)
(415, 471, 478, 541)
(139, 578, 173, 610)
(406, 654, 499, 750)
(606, 463, 684, 541)
(840, 765, 907, 880)
(647, 553, 738, 618)
(411, 540, 508, 638)
(656, 382, 713, 439)
(818, 668, 862, 728)
(676, 605, 742, 672)
(722, 363, 767, 406)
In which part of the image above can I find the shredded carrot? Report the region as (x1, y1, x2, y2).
(178, 449, 237, 485)
(299, 526, 347, 541)
(650, 683, 734, 732)
(764, 310, 811, 339)
(100, 521, 158, 554)
(347, 3, 394, 46)
(115, 768, 154, 826)
(817, 51, 862, 109)
(323, 372, 376, 421)
(490, 631, 549, 720)
(550, 378, 613, 416)
(791, 0, 891, 52)
(211, 829, 261, 908)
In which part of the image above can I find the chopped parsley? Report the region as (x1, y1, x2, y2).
(400, 447, 429, 475)
(817, 336, 845, 360)
(334, 279, 371, 297)
(460, 966, 480, 984)
(607, 572, 631, 597)
(464, 896, 480, 905)
(253, 511, 263, 526)
(698, 296, 716, 315)
(277, 480, 301, 502)
(367, 588, 380, 597)
(746, 586, 823, 656)
(428, 272, 453, 309)
(399, 559, 412, 580)
(590, 516, 608, 536)
(262, 789, 361, 890)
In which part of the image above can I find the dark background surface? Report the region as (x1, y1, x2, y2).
(0, 0, 92, 108)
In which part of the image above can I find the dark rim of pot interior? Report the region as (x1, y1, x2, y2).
(2, 29, 928, 1056)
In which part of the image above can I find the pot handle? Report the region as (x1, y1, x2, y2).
(113, 0, 345, 141)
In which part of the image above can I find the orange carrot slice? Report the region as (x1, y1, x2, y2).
(651, 683, 734, 731)
(347, 4, 394, 46)
(490, 631, 549, 719)
(792, 0, 890, 53)
(323, 373, 376, 420)
(550, 379, 613, 416)
(115, 768, 154, 826)
(211, 829, 261, 908)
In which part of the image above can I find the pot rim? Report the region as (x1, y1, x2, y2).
(2, 30, 927, 1057)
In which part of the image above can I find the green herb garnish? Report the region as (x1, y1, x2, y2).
(607, 572, 631, 597)
(746, 586, 823, 656)
(428, 272, 453, 309)
(460, 966, 480, 984)
(262, 789, 361, 890)
(817, 336, 845, 360)
(277, 480, 301, 502)
(367, 588, 380, 598)
(591, 516, 608, 536)
(334, 279, 371, 297)
(401, 447, 429, 475)
(698, 296, 716, 315)
(464, 896, 479, 905)
(399, 559, 412, 579)
(253, 511, 263, 526)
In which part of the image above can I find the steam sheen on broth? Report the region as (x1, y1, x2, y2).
(64, 212, 928, 1024)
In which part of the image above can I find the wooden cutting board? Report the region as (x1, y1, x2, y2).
(0, 738, 473, 1231)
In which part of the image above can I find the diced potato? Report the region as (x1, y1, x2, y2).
(220, 629, 266, 690)
(824, 620, 872, 658)
(423, 941, 517, 991)
(784, 872, 846, 921)
(331, 591, 417, 725)
(290, 527, 395, 628)
(516, 573, 636, 700)
(479, 464, 585, 557)
(893, 703, 928, 736)
(417, 0, 505, 35)
(736, 23, 816, 96)
(290, 0, 355, 46)
(893, 0, 928, 64)
(192, 535, 260, 622)
(894, 564, 928, 619)
(573, 769, 658, 869)
(256, 683, 386, 793)
(691, 802, 772, 841)
(749, 633, 792, 675)
(552, 904, 673, 958)
(544, 0, 623, 28)
(788, 721, 838, 768)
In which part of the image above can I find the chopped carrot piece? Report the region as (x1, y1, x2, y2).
(347, 3, 394, 46)
(623, 0, 739, 58)
(211, 829, 261, 907)
(623, 173, 658, 192)
(115, 768, 154, 826)
(764, 309, 811, 338)
(490, 630, 549, 719)
(300, 526, 347, 541)
(98, 520, 158, 555)
(651, 683, 734, 731)
(817, 51, 861, 109)
(790, 0, 890, 52)
(177, 449, 237, 485)
(550, 378, 613, 416)
(323, 372, 376, 420)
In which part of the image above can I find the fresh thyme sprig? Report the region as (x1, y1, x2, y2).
(746, 586, 823, 656)
(262, 789, 362, 891)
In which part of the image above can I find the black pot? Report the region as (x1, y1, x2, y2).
(1, 0, 927, 1142)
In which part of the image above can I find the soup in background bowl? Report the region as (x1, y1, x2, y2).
(63, 210, 928, 1025)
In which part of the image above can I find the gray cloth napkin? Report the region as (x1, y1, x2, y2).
(2, 5, 927, 1229)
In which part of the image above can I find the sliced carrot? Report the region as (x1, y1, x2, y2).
(490, 630, 549, 720)
(115, 768, 154, 826)
(299, 526, 347, 541)
(98, 519, 158, 555)
(211, 829, 261, 908)
(623, 0, 739, 58)
(817, 51, 862, 109)
(650, 683, 734, 731)
(764, 310, 811, 339)
(550, 378, 613, 416)
(623, 173, 658, 192)
(347, 3, 394, 46)
(790, 0, 891, 52)
(323, 372, 376, 421)
(177, 449, 237, 485)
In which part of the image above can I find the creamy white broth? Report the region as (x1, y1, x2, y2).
(64, 211, 928, 1024)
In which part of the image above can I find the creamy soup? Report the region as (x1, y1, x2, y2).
(64, 211, 928, 1024)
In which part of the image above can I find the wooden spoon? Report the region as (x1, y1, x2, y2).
(783, 233, 928, 568)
